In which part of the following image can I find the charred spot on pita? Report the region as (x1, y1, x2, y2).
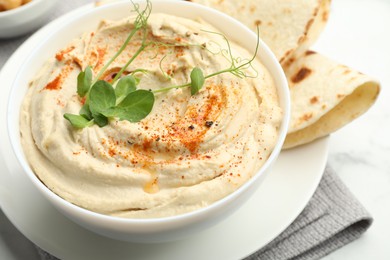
(279, 49, 293, 64)
(310, 96, 319, 104)
(291, 67, 312, 83)
(305, 18, 315, 33)
(300, 113, 313, 122)
(305, 50, 316, 56)
(282, 56, 296, 69)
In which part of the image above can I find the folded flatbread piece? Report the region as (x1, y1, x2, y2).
(188, 0, 331, 63)
(283, 50, 379, 149)
(189, 0, 380, 149)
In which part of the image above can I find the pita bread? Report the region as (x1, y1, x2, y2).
(283, 51, 380, 149)
(188, 0, 331, 64)
(189, 0, 380, 149)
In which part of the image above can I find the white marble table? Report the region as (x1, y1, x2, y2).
(317, 0, 390, 258)
(1, 0, 390, 259)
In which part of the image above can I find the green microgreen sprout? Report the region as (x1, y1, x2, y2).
(64, 0, 260, 129)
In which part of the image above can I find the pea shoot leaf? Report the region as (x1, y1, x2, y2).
(79, 103, 92, 120)
(92, 113, 109, 127)
(115, 89, 155, 122)
(77, 66, 92, 97)
(190, 67, 205, 95)
(89, 80, 116, 115)
(64, 114, 94, 129)
(115, 75, 137, 104)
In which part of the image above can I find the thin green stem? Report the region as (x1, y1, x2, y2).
(152, 82, 191, 94)
(235, 28, 260, 71)
(93, 28, 138, 84)
(131, 68, 149, 75)
(112, 24, 150, 83)
(92, 0, 152, 84)
(112, 43, 148, 83)
(204, 68, 234, 79)
(152, 67, 235, 94)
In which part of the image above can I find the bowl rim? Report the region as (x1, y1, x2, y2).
(7, 0, 290, 225)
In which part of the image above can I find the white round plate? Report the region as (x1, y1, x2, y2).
(0, 2, 329, 260)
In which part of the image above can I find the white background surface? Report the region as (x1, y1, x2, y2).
(1, 0, 390, 259)
(314, 0, 390, 259)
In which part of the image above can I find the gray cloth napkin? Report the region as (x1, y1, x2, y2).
(33, 167, 372, 260)
(245, 166, 372, 260)
(0, 1, 373, 259)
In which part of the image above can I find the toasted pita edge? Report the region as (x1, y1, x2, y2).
(283, 80, 380, 149)
(279, 0, 331, 64)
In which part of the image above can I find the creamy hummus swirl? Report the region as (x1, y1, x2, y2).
(20, 14, 282, 218)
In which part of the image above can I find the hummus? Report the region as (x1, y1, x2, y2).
(20, 13, 282, 218)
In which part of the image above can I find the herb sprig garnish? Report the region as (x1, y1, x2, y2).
(64, 0, 260, 129)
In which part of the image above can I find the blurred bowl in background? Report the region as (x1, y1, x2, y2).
(0, 0, 58, 38)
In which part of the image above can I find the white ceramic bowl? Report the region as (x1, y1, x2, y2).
(0, 0, 58, 38)
(7, 0, 290, 243)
